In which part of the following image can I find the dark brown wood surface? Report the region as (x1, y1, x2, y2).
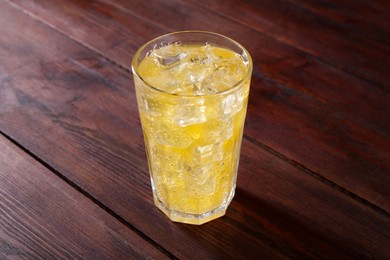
(1, 0, 389, 259)
(0, 135, 167, 259)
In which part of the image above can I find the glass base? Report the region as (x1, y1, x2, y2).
(153, 188, 235, 225)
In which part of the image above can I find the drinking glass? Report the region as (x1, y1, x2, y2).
(132, 31, 252, 224)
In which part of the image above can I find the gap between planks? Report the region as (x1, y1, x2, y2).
(4, 0, 389, 219)
(0, 130, 178, 260)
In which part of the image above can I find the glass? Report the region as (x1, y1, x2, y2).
(132, 31, 252, 224)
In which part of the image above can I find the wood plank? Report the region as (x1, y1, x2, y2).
(185, 0, 390, 88)
(8, 0, 390, 211)
(11, 0, 389, 133)
(0, 134, 167, 259)
(1, 1, 389, 258)
(0, 2, 285, 258)
(284, 0, 390, 43)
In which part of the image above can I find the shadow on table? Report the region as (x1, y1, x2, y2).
(173, 187, 339, 258)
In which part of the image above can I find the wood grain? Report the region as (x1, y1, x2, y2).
(285, 0, 390, 44)
(0, 134, 167, 259)
(0, 2, 283, 258)
(0, 1, 389, 258)
(8, 0, 390, 211)
(186, 0, 390, 88)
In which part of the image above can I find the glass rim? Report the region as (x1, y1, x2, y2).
(131, 30, 253, 98)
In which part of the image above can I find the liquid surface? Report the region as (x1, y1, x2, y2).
(135, 43, 250, 224)
(138, 42, 248, 95)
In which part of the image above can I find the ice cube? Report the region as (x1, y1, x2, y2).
(152, 42, 187, 68)
(174, 104, 207, 127)
(184, 163, 216, 196)
(155, 52, 187, 68)
(185, 163, 214, 186)
(222, 92, 242, 117)
(167, 83, 194, 95)
(154, 122, 192, 147)
(201, 69, 232, 94)
(211, 119, 233, 141)
(193, 142, 223, 163)
(200, 52, 246, 94)
(236, 86, 246, 102)
(139, 92, 163, 117)
(194, 118, 233, 144)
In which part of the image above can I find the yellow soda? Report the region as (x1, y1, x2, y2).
(133, 35, 251, 224)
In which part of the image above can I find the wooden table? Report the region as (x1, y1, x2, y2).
(1, 0, 389, 258)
